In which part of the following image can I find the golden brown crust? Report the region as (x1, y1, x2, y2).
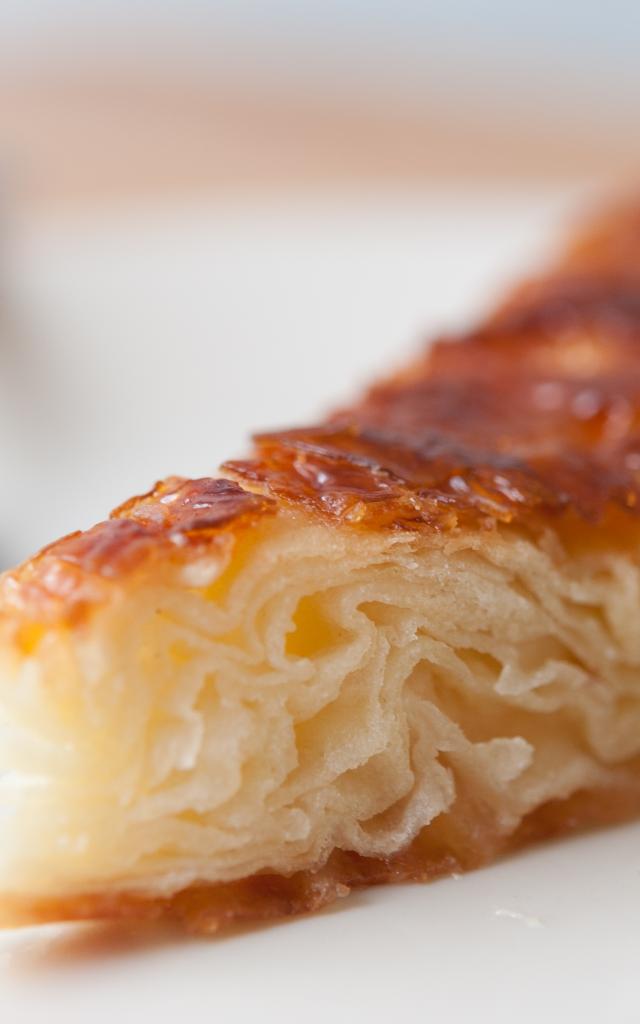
(0, 478, 274, 627)
(227, 204, 640, 531)
(4, 195, 640, 628)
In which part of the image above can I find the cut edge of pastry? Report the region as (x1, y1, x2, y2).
(2, 492, 640, 930)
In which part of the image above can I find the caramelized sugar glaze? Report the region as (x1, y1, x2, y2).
(1, 478, 274, 625)
(6, 196, 640, 627)
(4, 197, 640, 930)
(228, 201, 640, 532)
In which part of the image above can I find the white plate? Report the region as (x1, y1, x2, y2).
(2, 820, 640, 1024)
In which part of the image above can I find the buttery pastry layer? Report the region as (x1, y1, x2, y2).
(2, 196, 640, 930)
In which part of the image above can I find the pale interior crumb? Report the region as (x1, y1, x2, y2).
(0, 512, 638, 900)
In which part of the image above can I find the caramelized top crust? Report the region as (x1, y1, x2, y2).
(227, 199, 640, 530)
(4, 196, 640, 623)
(0, 479, 273, 624)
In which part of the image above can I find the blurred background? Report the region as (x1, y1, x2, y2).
(0, 1, 639, 565)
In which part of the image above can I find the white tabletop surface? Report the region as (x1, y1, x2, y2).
(3, 183, 637, 1023)
(3, 817, 640, 1024)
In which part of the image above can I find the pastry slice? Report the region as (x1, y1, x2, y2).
(3, 197, 640, 932)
